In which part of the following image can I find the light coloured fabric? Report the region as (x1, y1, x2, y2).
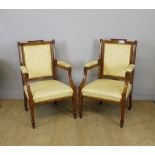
(23, 44, 53, 79)
(85, 60, 98, 68)
(57, 61, 71, 68)
(24, 80, 73, 103)
(126, 64, 135, 73)
(20, 66, 28, 74)
(82, 79, 131, 102)
(103, 43, 132, 77)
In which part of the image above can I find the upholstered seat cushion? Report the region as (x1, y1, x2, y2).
(82, 79, 131, 102)
(24, 80, 73, 103)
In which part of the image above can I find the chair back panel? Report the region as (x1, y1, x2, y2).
(102, 42, 132, 77)
(22, 44, 53, 79)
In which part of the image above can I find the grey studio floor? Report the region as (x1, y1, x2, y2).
(0, 99, 155, 146)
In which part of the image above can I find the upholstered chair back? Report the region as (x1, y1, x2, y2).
(21, 42, 53, 79)
(101, 40, 135, 78)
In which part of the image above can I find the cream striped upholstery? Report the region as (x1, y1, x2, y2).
(23, 44, 53, 79)
(103, 43, 132, 77)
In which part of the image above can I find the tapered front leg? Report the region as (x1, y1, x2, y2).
(79, 89, 83, 118)
(24, 93, 28, 111)
(120, 101, 126, 128)
(128, 93, 132, 110)
(72, 94, 76, 119)
(29, 102, 35, 129)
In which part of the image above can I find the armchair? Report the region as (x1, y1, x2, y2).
(79, 38, 137, 128)
(18, 40, 76, 129)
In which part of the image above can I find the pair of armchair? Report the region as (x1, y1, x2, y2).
(18, 39, 137, 129)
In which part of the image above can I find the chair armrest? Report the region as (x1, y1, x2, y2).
(124, 64, 135, 85)
(122, 64, 135, 98)
(20, 66, 28, 74)
(79, 60, 99, 90)
(84, 60, 99, 69)
(20, 66, 29, 83)
(57, 61, 71, 70)
(126, 64, 135, 73)
(56, 60, 76, 92)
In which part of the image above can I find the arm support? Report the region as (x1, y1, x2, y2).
(57, 61, 71, 70)
(20, 66, 29, 83)
(126, 64, 135, 73)
(20, 66, 28, 74)
(56, 60, 76, 92)
(79, 60, 99, 90)
(84, 60, 98, 69)
(20, 66, 33, 102)
(125, 64, 135, 84)
(122, 64, 135, 99)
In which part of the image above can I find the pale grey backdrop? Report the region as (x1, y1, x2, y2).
(0, 10, 155, 100)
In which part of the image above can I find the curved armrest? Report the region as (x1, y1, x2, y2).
(79, 60, 99, 90)
(125, 64, 135, 85)
(122, 64, 135, 98)
(84, 60, 99, 69)
(126, 64, 135, 73)
(56, 60, 76, 92)
(20, 66, 33, 100)
(20, 66, 28, 74)
(20, 66, 29, 83)
(57, 61, 71, 70)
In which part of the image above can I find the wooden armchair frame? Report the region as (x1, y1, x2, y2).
(17, 40, 76, 129)
(79, 38, 137, 128)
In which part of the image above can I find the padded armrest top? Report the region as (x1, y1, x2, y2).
(126, 64, 135, 73)
(57, 61, 71, 68)
(20, 66, 28, 74)
(84, 60, 98, 68)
